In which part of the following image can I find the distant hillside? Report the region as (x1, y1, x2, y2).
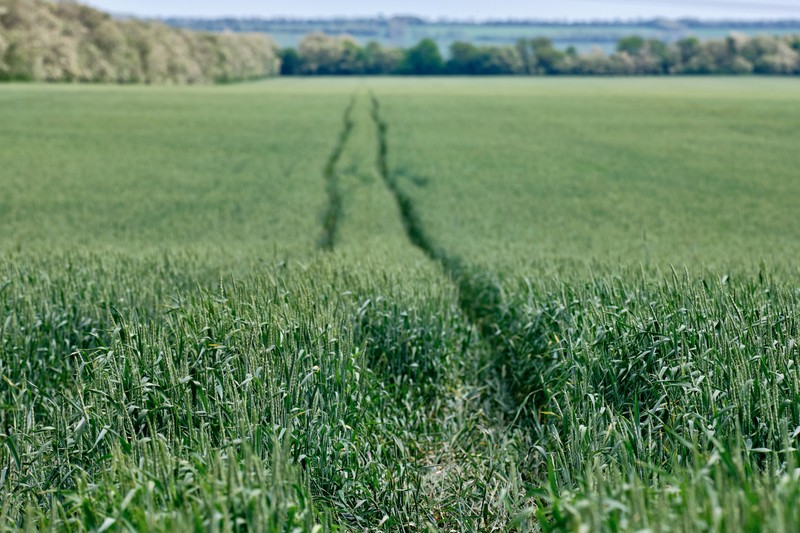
(163, 16, 800, 52)
(0, 0, 280, 83)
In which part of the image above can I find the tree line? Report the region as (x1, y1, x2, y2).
(2, 0, 799, 84)
(0, 0, 280, 83)
(282, 32, 800, 76)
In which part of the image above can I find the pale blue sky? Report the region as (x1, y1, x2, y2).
(85, 0, 800, 20)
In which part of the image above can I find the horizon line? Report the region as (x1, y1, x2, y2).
(144, 14, 800, 24)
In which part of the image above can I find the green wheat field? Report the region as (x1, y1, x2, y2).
(2, 78, 800, 531)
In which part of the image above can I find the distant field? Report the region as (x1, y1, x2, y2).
(2, 78, 800, 531)
(408, 23, 800, 53)
(165, 18, 800, 52)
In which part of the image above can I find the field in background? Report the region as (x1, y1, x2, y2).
(0, 81, 357, 258)
(374, 78, 800, 269)
(2, 78, 800, 531)
(5, 78, 799, 267)
(165, 18, 800, 52)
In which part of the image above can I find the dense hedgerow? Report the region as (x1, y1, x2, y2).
(280, 32, 800, 76)
(0, 0, 280, 83)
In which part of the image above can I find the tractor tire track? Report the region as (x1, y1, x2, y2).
(369, 93, 498, 324)
(318, 95, 357, 251)
(368, 93, 556, 423)
(369, 95, 444, 263)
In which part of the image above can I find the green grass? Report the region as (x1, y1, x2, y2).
(2, 78, 800, 531)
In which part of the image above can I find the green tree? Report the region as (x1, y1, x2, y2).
(447, 42, 480, 74)
(477, 46, 524, 75)
(530, 37, 565, 74)
(339, 38, 364, 74)
(362, 41, 403, 74)
(617, 35, 646, 55)
(402, 38, 443, 75)
(646, 38, 675, 72)
(676, 37, 701, 65)
(297, 32, 362, 75)
(280, 48, 300, 75)
(515, 38, 533, 74)
(0, 0, 279, 83)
